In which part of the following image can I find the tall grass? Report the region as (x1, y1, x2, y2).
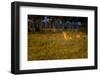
(28, 31, 87, 61)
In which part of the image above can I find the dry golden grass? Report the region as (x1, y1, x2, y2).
(28, 31, 88, 61)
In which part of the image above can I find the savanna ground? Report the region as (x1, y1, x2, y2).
(28, 29, 88, 61)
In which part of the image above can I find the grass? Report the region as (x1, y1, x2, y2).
(28, 30, 88, 61)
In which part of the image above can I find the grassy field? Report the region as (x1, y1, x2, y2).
(28, 31, 88, 61)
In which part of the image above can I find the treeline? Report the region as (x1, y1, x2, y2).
(28, 15, 87, 32)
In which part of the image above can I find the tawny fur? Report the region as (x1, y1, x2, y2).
(63, 32, 72, 40)
(76, 34, 81, 39)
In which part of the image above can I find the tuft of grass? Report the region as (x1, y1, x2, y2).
(28, 31, 88, 61)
